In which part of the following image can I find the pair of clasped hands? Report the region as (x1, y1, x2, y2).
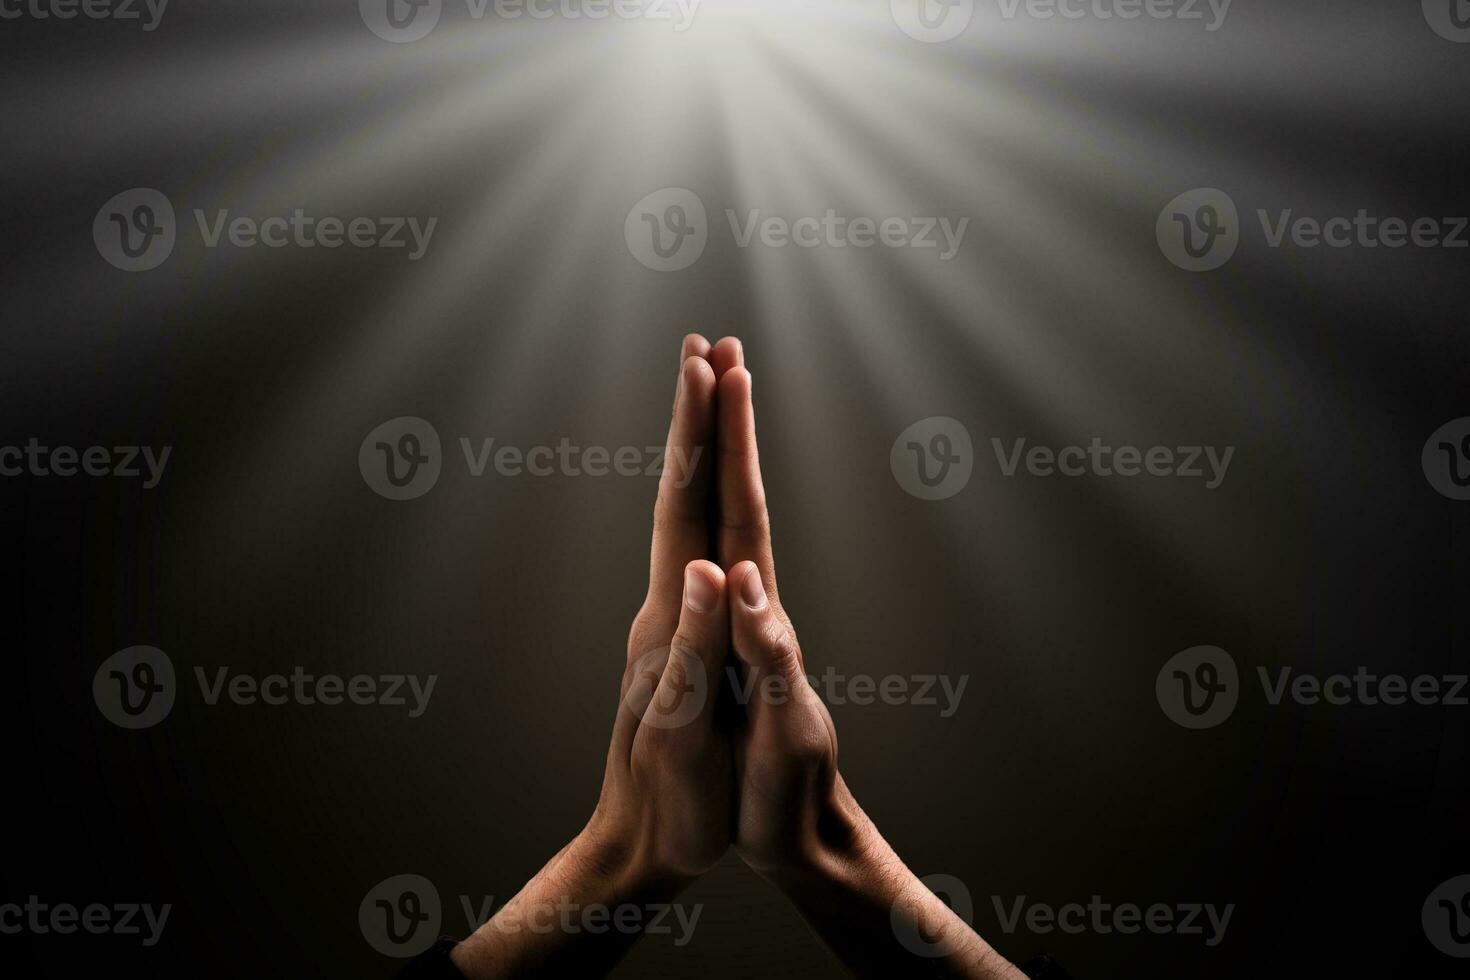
(450, 337, 1025, 979)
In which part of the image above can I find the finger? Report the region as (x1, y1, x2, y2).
(646, 560, 729, 731)
(709, 336, 744, 379)
(674, 333, 712, 413)
(644, 355, 717, 637)
(716, 367, 778, 597)
(611, 651, 661, 764)
(728, 561, 801, 673)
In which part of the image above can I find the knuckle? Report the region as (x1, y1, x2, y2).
(758, 619, 799, 671)
(669, 632, 707, 665)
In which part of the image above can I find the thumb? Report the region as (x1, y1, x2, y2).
(729, 561, 805, 688)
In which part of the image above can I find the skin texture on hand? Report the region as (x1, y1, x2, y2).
(705, 338, 1024, 979)
(451, 337, 731, 977)
(449, 335, 1024, 979)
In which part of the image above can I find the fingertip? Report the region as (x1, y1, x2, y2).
(689, 557, 726, 577)
(718, 365, 752, 399)
(681, 354, 717, 397)
(682, 560, 722, 614)
(710, 337, 744, 378)
(682, 333, 712, 361)
(731, 561, 766, 611)
(685, 558, 727, 591)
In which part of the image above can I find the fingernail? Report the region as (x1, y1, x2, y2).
(684, 566, 718, 613)
(739, 567, 767, 610)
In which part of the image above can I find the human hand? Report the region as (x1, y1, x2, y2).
(706, 337, 1024, 979)
(585, 335, 734, 882)
(690, 338, 843, 874)
(450, 337, 733, 977)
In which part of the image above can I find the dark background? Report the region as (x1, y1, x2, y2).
(2, 1, 1468, 977)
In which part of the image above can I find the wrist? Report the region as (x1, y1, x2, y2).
(758, 776, 891, 892)
(573, 815, 696, 903)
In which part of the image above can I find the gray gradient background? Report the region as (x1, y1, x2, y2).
(2, 1, 1468, 977)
